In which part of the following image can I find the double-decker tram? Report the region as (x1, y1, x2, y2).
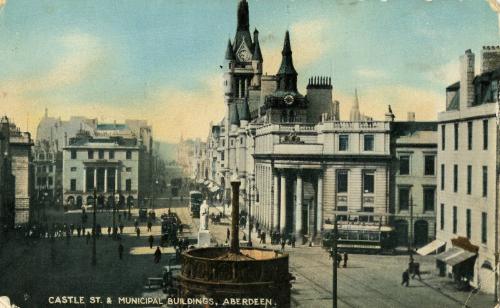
(188, 191, 203, 218)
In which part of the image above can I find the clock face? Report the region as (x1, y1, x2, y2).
(237, 50, 251, 62)
(284, 94, 294, 105)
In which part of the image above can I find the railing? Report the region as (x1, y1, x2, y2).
(256, 123, 317, 135)
(320, 121, 390, 130)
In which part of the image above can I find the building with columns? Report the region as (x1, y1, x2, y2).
(62, 130, 148, 209)
(191, 0, 438, 245)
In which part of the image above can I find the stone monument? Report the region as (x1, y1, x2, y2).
(197, 200, 211, 247)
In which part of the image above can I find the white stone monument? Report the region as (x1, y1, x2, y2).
(198, 200, 211, 247)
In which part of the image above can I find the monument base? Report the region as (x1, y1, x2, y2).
(198, 230, 211, 248)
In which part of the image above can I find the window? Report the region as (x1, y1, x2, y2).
(70, 179, 76, 191)
(221, 152, 225, 161)
(467, 121, 473, 150)
(467, 165, 472, 194)
(453, 206, 457, 234)
(483, 166, 488, 197)
(482, 212, 487, 244)
(337, 170, 348, 193)
(424, 155, 435, 175)
(98, 150, 104, 159)
(363, 172, 374, 194)
(126, 167, 132, 172)
(454, 123, 459, 151)
(423, 187, 435, 212)
(109, 150, 115, 159)
(88, 150, 94, 159)
(441, 164, 445, 191)
(483, 119, 488, 150)
(440, 204, 445, 230)
(125, 179, 132, 192)
(48, 177, 53, 186)
(48, 165, 53, 173)
(453, 164, 458, 192)
(126, 150, 132, 160)
(70, 167, 77, 172)
(441, 124, 445, 151)
(466, 209, 471, 239)
(71, 150, 77, 159)
(399, 187, 410, 211)
(339, 135, 349, 151)
(399, 155, 410, 175)
(364, 135, 374, 151)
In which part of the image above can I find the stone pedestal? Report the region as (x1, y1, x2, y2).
(198, 230, 211, 247)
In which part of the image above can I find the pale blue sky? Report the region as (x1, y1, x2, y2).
(0, 0, 497, 142)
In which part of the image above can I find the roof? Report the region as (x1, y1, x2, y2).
(277, 31, 297, 76)
(96, 123, 128, 130)
(252, 29, 262, 61)
(225, 39, 235, 60)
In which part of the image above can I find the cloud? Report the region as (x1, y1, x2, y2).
(0, 0, 5, 9)
(335, 85, 441, 121)
(355, 68, 388, 79)
(427, 55, 481, 86)
(261, 19, 331, 75)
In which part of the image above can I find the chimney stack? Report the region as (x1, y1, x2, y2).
(459, 49, 475, 110)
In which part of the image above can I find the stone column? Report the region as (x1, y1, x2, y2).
(104, 168, 108, 193)
(317, 173, 323, 234)
(115, 168, 118, 191)
(295, 173, 303, 239)
(280, 175, 287, 235)
(273, 172, 279, 230)
(93, 168, 97, 190)
(83, 167, 87, 193)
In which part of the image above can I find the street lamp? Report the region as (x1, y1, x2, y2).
(332, 212, 338, 308)
(112, 187, 117, 240)
(408, 194, 414, 270)
(153, 178, 159, 213)
(91, 188, 97, 266)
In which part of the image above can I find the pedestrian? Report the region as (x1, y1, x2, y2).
(226, 228, 230, 241)
(119, 223, 124, 234)
(147, 221, 152, 232)
(336, 253, 342, 268)
(281, 239, 286, 252)
(329, 248, 334, 259)
(76, 225, 81, 237)
(262, 232, 266, 244)
(154, 246, 162, 263)
(136, 227, 140, 238)
(86, 231, 91, 244)
(134, 219, 139, 229)
(343, 252, 348, 268)
(291, 235, 296, 248)
(118, 243, 124, 260)
(107, 226, 111, 236)
(401, 270, 410, 287)
(149, 235, 154, 249)
(412, 263, 422, 280)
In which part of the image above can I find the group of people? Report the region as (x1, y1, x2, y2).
(401, 257, 422, 287)
(328, 249, 349, 268)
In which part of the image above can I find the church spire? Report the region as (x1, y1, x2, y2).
(349, 88, 361, 122)
(237, 0, 249, 32)
(276, 31, 298, 92)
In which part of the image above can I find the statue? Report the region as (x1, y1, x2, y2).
(199, 200, 209, 231)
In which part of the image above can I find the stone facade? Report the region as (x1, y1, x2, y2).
(436, 48, 500, 294)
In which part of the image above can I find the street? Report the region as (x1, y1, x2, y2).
(0, 199, 494, 308)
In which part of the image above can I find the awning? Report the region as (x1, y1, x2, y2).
(416, 239, 446, 256)
(436, 247, 476, 266)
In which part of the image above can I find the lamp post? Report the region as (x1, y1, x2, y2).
(91, 188, 97, 266)
(43, 190, 48, 222)
(230, 172, 241, 254)
(152, 178, 159, 213)
(127, 193, 132, 220)
(112, 187, 117, 240)
(332, 212, 338, 308)
(409, 194, 414, 266)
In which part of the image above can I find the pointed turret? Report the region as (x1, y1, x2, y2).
(225, 39, 235, 60)
(252, 28, 263, 61)
(276, 31, 298, 92)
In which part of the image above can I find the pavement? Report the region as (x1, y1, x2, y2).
(0, 200, 495, 308)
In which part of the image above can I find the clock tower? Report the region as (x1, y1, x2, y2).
(262, 31, 308, 124)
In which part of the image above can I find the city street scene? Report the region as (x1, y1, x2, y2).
(0, 0, 500, 307)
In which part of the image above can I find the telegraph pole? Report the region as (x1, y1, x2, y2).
(92, 188, 97, 266)
(409, 194, 414, 264)
(332, 214, 338, 308)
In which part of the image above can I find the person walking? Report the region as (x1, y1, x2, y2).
(107, 226, 111, 236)
(343, 252, 348, 268)
(118, 243, 124, 260)
(119, 223, 124, 234)
(148, 235, 154, 249)
(154, 246, 162, 263)
(147, 221, 152, 232)
(336, 253, 342, 268)
(136, 227, 140, 238)
(412, 263, 422, 280)
(281, 239, 286, 252)
(402, 270, 410, 287)
(291, 235, 296, 248)
(86, 231, 91, 244)
(226, 228, 230, 242)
